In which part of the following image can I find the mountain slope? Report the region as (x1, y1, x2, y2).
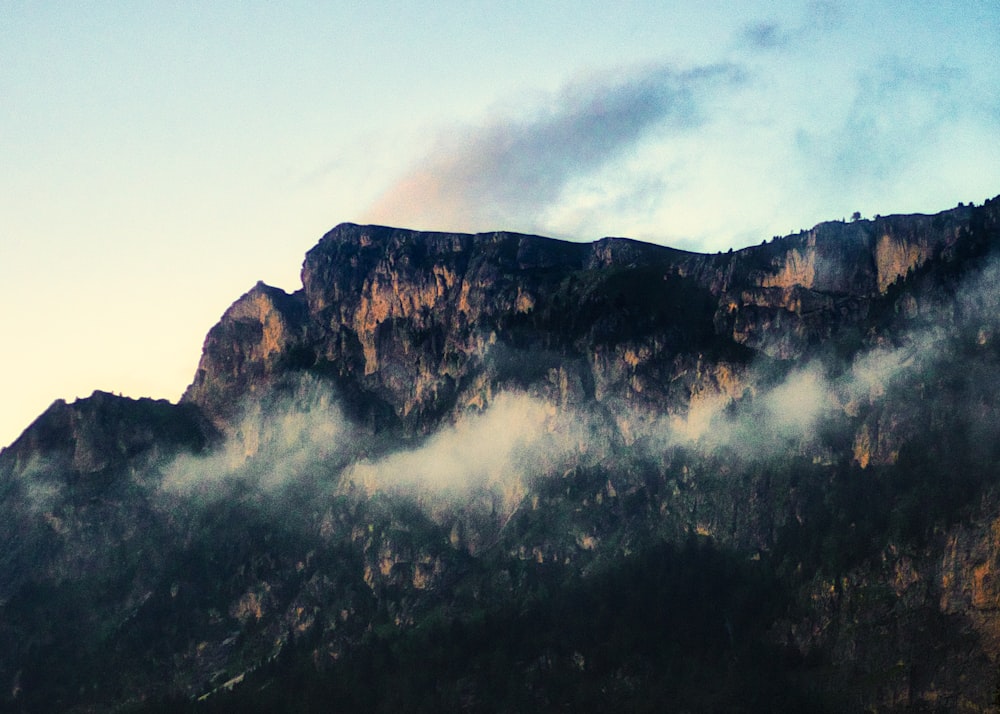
(2, 197, 999, 712)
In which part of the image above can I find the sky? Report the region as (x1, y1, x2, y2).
(2, 0, 999, 449)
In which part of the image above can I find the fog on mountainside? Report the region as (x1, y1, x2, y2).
(2, 197, 1000, 712)
(164, 242, 1000, 506)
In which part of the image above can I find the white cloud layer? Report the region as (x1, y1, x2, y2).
(160, 378, 355, 496)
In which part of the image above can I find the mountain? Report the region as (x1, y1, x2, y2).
(2, 197, 1000, 712)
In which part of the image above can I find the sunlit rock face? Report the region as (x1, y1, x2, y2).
(185, 224, 740, 435)
(183, 281, 310, 430)
(183, 205, 976, 438)
(3, 197, 1000, 712)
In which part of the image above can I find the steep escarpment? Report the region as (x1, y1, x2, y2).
(684, 206, 971, 358)
(184, 226, 745, 435)
(2, 197, 1000, 713)
(182, 204, 979, 437)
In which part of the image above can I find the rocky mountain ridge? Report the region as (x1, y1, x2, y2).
(2, 197, 999, 712)
(183, 203, 972, 433)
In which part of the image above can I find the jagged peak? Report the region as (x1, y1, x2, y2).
(189, 197, 1000, 434)
(218, 280, 305, 324)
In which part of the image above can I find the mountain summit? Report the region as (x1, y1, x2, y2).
(3, 198, 1000, 712)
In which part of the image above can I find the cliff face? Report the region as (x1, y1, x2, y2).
(183, 226, 738, 438)
(182, 204, 974, 437)
(2, 197, 1000, 712)
(183, 281, 311, 426)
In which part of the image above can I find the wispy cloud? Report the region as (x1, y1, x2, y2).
(154, 251, 1000, 523)
(344, 393, 601, 513)
(160, 376, 357, 497)
(363, 62, 745, 235)
(740, 21, 790, 50)
(737, 0, 841, 54)
(653, 253, 1000, 461)
(796, 60, 966, 195)
(646, 362, 836, 460)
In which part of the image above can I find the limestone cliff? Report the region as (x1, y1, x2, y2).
(181, 204, 980, 437)
(183, 281, 310, 428)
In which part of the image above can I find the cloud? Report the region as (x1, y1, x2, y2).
(741, 22, 789, 50)
(362, 62, 744, 235)
(155, 250, 1000, 522)
(160, 376, 357, 497)
(650, 250, 1000, 464)
(796, 60, 966, 194)
(344, 393, 599, 510)
(738, 0, 844, 54)
(650, 362, 837, 460)
(158, 382, 602, 516)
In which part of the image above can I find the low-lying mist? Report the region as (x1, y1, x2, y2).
(656, 254, 1000, 459)
(158, 380, 609, 519)
(160, 377, 359, 497)
(154, 254, 1000, 527)
(345, 394, 587, 496)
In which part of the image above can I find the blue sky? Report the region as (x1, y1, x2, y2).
(2, 0, 999, 447)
